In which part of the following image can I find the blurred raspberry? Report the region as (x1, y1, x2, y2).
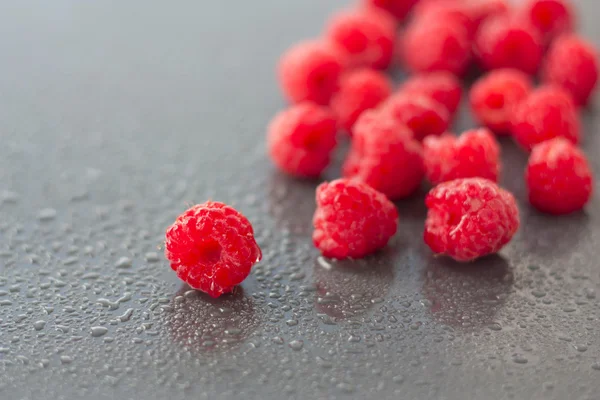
(400, 72, 463, 117)
(521, 0, 575, 43)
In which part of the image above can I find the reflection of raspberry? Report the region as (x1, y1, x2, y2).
(362, 0, 418, 21)
(474, 15, 543, 75)
(380, 93, 450, 141)
(326, 8, 396, 70)
(278, 40, 344, 105)
(526, 138, 593, 215)
(343, 110, 424, 200)
(423, 128, 501, 185)
(165, 202, 262, 298)
(330, 69, 392, 134)
(267, 103, 337, 178)
(313, 179, 398, 259)
(400, 72, 463, 117)
(542, 35, 598, 106)
(511, 86, 580, 151)
(424, 178, 520, 262)
(522, 0, 574, 43)
(470, 68, 533, 134)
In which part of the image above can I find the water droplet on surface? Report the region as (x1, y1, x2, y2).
(33, 320, 46, 331)
(38, 208, 57, 221)
(288, 340, 303, 351)
(115, 257, 132, 269)
(91, 327, 108, 337)
(512, 355, 528, 364)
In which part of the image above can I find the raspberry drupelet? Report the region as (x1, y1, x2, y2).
(343, 110, 425, 200)
(521, 0, 574, 44)
(325, 8, 396, 70)
(313, 178, 398, 259)
(278, 40, 344, 105)
(362, 0, 418, 21)
(423, 128, 501, 185)
(470, 68, 533, 134)
(330, 69, 392, 134)
(543, 35, 599, 106)
(267, 103, 337, 178)
(424, 178, 520, 262)
(399, 72, 463, 117)
(165, 202, 262, 298)
(474, 14, 543, 75)
(526, 138, 593, 215)
(511, 85, 580, 151)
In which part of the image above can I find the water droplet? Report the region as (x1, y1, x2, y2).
(33, 320, 46, 331)
(288, 340, 303, 351)
(91, 327, 108, 337)
(38, 208, 57, 221)
(115, 257, 132, 269)
(145, 252, 159, 262)
(512, 355, 528, 364)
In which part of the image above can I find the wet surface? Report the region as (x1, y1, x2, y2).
(0, 0, 600, 399)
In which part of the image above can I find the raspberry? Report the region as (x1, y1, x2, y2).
(313, 178, 398, 259)
(343, 110, 425, 200)
(470, 68, 533, 134)
(542, 34, 598, 106)
(467, 0, 510, 29)
(330, 69, 392, 134)
(526, 138, 593, 215)
(413, 0, 477, 38)
(362, 0, 418, 21)
(380, 93, 450, 141)
(424, 178, 520, 262)
(399, 72, 463, 117)
(165, 202, 262, 298)
(278, 40, 344, 105)
(326, 8, 396, 70)
(474, 14, 543, 75)
(267, 103, 337, 178)
(521, 0, 574, 43)
(401, 16, 471, 76)
(511, 85, 580, 151)
(423, 128, 501, 185)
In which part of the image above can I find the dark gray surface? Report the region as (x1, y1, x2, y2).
(0, 1, 599, 399)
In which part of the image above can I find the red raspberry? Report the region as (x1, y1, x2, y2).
(424, 178, 520, 262)
(474, 14, 543, 75)
(423, 128, 501, 185)
(343, 110, 425, 200)
(267, 103, 337, 178)
(330, 69, 392, 134)
(526, 138, 593, 215)
(165, 202, 262, 298)
(470, 68, 533, 135)
(401, 16, 471, 76)
(326, 8, 396, 70)
(521, 0, 574, 43)
(399, 72, 463, 117)
(278, 40, 344, 105)
(313, 178, 398, 259)
(362, 0, 418, 21)
(467, 0, 511, 29)
(380, 93, 450, 141)
(542, 35, 599, 106)
(413, 0, 477, 38)
(511, 86, 580, 151)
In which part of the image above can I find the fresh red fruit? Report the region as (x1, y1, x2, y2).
(467, 0, 511, 30)
(326, 8, 396, 70)
(267, 103, 337, 178)
(343, 110, 425, 200)
(474, 14, 543, 75)
(330, 69, 392, 134)
(362, 0, 418, 21)
(511, 85, 580, 151)
(380, 93, 450, 141)
(470, 68, 533, 134)
(424, 178, 520, 262)
(413, 0, 476, 37)
(526, 138, 593, 215)
(313, 178, 398, 259)
(521, 0, 574, 43)
(542, 34, 599, 106)
(423, 128, 501, 185)
(399, 72, 463, 117)
(278, 40, 344, 105)
(165, 202, 262, 298)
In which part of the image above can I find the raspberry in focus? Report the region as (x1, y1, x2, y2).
(326, 8, 396, 70)
(362, 0, 418, 21)
(511, 85, 580, 151)
(330, 69, 393, 134)
(165, 202, 262, 298)
(526, 138, 593, 215)
(400, 72, 463, 117)
(542, 34, 598, 106)
(423, 128, 501, 185)
(424, 178, 520, 262)
(522, 0, 574, 43)
(470, 68, 533, 134)
(313, 178, 399, 259)
(278, 40, 344, 105)
(267, 103, 337, 178)
(343, 110, 425, 200)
